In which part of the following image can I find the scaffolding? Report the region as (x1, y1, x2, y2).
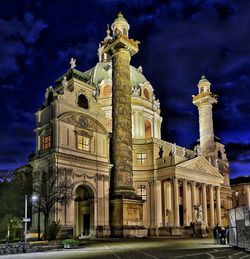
(228, 206, 250, 250)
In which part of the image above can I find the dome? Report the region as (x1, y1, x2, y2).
(83, 61, 148, 88)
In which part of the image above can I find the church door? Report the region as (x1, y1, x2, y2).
(83, 214, 90, 235)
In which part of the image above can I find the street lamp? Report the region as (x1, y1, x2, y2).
(24, 195, 38, 244)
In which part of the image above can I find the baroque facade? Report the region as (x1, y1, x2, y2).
(30, 13, 232, 237)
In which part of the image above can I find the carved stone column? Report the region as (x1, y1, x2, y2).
(202, 184, 207, 225)
(209, 185, 215, 227)
(183, 179, 188, 226)
(191, 181, 196, 222)
(103, 24, 145, 237)
(216, 186, 221, 225)
(173, 177, 180, 227)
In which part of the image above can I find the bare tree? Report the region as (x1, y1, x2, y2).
(33, 168, 73, 240)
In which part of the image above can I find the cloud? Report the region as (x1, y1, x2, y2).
(0, 12, 48, 79)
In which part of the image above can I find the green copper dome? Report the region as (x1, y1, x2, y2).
(83, 61, 147, 88)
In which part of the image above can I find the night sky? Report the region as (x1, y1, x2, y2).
(0, 0, 249, 178)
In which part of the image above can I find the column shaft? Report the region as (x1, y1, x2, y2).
(191, 181, 196, 222)
(247, 186, 250, 207)
(161, 181, 166, 227)
(216, 186, 221, 225)
(183, 179, 188, 226)
(209, 185, 215, 227)
(173, 177, 180, 227)
(112, 48, 134, 193)
(202, 184, 208, 225)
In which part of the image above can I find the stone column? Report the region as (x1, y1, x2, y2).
(103, 21, 144, 236)
(191, 181, 196, 222)
(111, 46, 134, 193)
(209, 185, 215, 227)
(202, 184, 207, 225)
(161, 181, 166, 227)
(183, 179, 188, 226)
(247, 186, 250, 207)
(216, 186, 221, 225)
(173, 177, 180, 227)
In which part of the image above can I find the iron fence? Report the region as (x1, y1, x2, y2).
(228, 205, 250, 250)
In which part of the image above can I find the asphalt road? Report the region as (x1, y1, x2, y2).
(1, 238, 250, 259)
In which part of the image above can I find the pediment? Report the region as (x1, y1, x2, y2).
(176, 156, 224, 181)
(59, 112, 108, 135)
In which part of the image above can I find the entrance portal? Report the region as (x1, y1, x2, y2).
(75, 185, 94, 237)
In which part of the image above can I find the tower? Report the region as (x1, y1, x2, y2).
(192, 75, 217, 160)
(103, 13, 145, 237)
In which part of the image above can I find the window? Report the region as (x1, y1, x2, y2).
(218, 150, 222, 159)
(137, 153, 147, 164)
(143, 88, 149, 100)
(78, 94, 89, 109)
(77, 135, 90, 151)
(102, 85, 112, 98)
(122, 28, 127, 36)
(137, 185, 147, 201)
(43, 135, 51, 150)
(145, 120, 152, 139)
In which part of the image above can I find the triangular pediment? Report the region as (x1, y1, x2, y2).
(176, 156, 224, 181)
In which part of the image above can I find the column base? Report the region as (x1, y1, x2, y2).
(193, 222, 208, 238)
(110, 197, 147, 237)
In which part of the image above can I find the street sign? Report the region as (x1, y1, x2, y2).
(23, 218, 31, 222)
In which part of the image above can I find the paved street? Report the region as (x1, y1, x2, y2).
(1, 238, 249, 259)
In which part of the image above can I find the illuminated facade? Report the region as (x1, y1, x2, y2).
(30, 13, 232, 237)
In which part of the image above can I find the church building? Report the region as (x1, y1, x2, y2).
(30, 13, 232, 237)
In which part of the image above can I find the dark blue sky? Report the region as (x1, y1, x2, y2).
(0, 0, 249, 178)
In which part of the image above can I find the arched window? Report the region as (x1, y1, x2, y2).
(218, 150, 222, 159)
(122, 28, 127, 36)
(115, 28, 119, 35)
(143, 88, 150, 100)
(78, 94, 89, 109)
(47, 92, 53, 106)
(145, 120, 152, 139)
(102, 84, 112, 98)
(200, 87, 204, 93)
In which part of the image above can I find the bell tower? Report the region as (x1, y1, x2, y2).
(192, 75, 217, 159)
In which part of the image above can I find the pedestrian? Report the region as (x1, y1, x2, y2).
(226, 225, 230, 245)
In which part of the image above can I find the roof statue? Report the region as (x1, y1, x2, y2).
(70, 57, 76, 69)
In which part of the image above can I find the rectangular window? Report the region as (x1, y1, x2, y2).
(137, 153, 147, 164)
(137, 185, 147, 201)
(43, 135, 51, 150)
(77, 135, 90, 151)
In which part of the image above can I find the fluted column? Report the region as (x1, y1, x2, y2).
(173, 177, 180, 226)
(191, 181, 196, 222)
(202, 184, 207, 224)
(216, 186, 221, 225)
(183, 179, 188, 226)
(209, 185, 215, 227)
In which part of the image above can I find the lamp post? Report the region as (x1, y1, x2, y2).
(24, 194, 38, 244)
(24, 195, 28, 244)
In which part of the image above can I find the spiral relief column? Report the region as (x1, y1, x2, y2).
(103, 13, 145, 237)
